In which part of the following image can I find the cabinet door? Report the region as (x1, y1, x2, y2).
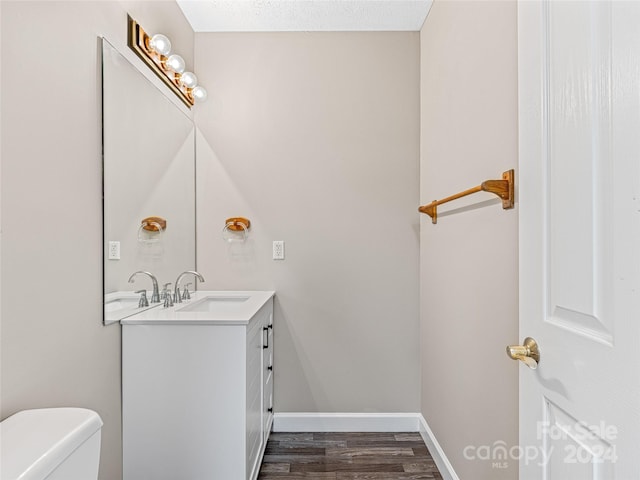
(246, 315, 264, 479)
(123, 325, 247, 480)
(262, 305, 274, 439)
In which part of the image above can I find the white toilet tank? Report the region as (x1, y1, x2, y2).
(0, 407, 103, 480)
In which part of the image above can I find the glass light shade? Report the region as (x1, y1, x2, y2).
(166, 54, 185, 74)
(180, 72, 198, 89)
(149, 34, 171, 56)
(192, 86, 208, 102)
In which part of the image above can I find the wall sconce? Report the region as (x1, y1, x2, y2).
(128, 15, 207, 108)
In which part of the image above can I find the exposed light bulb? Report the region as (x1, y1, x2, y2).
(149, 34, 171, 56)
(192, 86, 208, 102)
(166, 54, 185, 74)
(180, 72, 198, 89)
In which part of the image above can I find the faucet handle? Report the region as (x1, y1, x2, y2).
(135, 290, 149, 308)
(182, 283, 192, 301)
(163, 283, 174, 308)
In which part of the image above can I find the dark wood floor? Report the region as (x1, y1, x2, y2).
(258, 432, 444, 479)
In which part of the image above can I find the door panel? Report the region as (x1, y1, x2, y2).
(546, 0, 614, 344)
(543, 399, 615, 479)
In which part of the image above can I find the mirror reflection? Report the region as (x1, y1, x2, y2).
(102, 39, 196, 324)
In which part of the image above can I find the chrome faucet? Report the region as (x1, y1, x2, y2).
(128, 271, 160, 303)
(174, 271, 205, 303)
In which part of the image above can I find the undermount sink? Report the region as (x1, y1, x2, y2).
(176, 295, 250, 313)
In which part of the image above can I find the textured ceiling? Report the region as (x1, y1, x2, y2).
(177, 1, 433, 32)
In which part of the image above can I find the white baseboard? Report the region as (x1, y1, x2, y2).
(272, 412, 459, 480)
(418, 414, 460, 480)
(273, 412, 421, 432)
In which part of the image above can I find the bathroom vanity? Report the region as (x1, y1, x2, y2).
(121, 291, 275, 480)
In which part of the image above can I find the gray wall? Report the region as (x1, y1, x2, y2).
(0, 3, 194, 479)
(419, 1, 519, 479)
(194, 32, 421, 412)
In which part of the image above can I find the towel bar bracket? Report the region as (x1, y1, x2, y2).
(481, 169, 515, 209)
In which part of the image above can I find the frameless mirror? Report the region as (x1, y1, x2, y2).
(102, 38, 195, 324)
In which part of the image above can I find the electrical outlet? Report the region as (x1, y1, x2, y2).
(108, 241, 121, 260)
(273, 241, 285, 260)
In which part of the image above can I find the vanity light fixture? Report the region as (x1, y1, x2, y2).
(127, 15, 207, 108)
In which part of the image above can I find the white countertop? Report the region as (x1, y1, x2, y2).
(120, 290, 275, 325)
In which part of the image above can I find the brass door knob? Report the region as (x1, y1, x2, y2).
(506, 337, 540, 369)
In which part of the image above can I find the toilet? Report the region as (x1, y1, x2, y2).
(0, 408, 103, 480)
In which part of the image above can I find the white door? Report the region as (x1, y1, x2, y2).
(517, 1, 640, 478)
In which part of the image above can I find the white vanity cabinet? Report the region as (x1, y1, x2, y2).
(122, 292, 274, 480)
